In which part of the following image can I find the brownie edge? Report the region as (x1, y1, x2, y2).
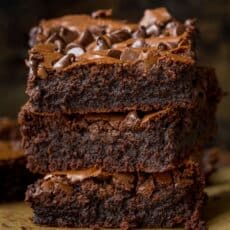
(26, 160, 206, 230)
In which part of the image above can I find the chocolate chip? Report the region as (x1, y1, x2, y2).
(54, 39, 65, 52)
(140, 8, 172, 27)
(91, 9, 112, 19)
(59, 27, 78, 43)
(67, 46, 85, 57)
(53, 54, 75, 69)
(107, 49, 122, 59)
(120, 48, 140, 62)
(46, 32, 60, 43)
(165, 21, 185, 36)
(146, 23, 160, 36)
(109, 29, 131, 44)
(131, 39, 146, 48)
(37, 64, 47, 79)
(94, 35, 111, 51)
(29, 26, 42, 46)
(78, 29, 94, 47)
(132, 26, 147, 38)
(157, 42, 168, 51)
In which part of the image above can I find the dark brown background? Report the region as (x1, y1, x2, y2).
(0, 0, 229, 149)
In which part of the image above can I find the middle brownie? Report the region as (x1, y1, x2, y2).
(19, 101, 216, 174)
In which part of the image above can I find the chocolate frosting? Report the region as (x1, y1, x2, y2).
(28, 8, 196, 79)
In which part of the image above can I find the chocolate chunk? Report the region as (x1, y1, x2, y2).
(91, 9, 112, 19)
(67, 46, 85, 57)
(165, 21, 185, 36)
(131, 39, 146, 48)
(146, 23, 160, 36)
(94, 35, 112, 51)
(78, 29, 94, 47)
(59, 27, 78, 43)
(53, 54, 75, 69)
(109, 29, 131, 44)
(140, 8, 172, 27)
(37, 64, 48, 79)
(107, 49, 122, 59)
(120, 48, 141, 62)
(132, 26, 147, 39)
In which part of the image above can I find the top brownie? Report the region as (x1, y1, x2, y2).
(27, 7, 198, 114)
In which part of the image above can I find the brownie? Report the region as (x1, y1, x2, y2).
(26, 160, 206, 229)
(19, 66, 220, 174)
(20, 103, 216, 175)
(0, 118, 37, 202)
(26, 8, 201, 114)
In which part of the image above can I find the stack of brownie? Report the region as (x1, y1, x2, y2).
(19, 8, 222, 229)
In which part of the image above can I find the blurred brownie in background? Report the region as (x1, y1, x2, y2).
(0, 118, 38, 202)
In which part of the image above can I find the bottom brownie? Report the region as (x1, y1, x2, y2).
(26, 160, 206, 230)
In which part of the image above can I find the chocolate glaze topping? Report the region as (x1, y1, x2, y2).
(28, 8, 196, 79)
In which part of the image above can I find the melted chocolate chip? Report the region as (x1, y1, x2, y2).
(94, 35, 112, 51)
(109, 29, 131, 44)
(132, 26, 147, 39)
(91, 9, 112, 19)
(78, 29, 94, 47)
(165, 21, 185, 36)
(53, 54, 75, 69)
(59, 27, 78, 43)
(67, 46, 85, 57)
(107, 49, 122, 59)
(146, 23, 160, 36)
(131, 39, 146, 48)
(120, 48, 141, 62)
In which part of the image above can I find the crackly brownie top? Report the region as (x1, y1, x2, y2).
(28, 7, 197, 79)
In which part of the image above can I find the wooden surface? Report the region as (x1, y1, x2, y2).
(1, 167, 230, 230)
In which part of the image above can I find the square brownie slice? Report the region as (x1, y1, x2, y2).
(19, 103, 216, 175)
(26, 160, 206, 229)
(26, 8, 200, 114)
